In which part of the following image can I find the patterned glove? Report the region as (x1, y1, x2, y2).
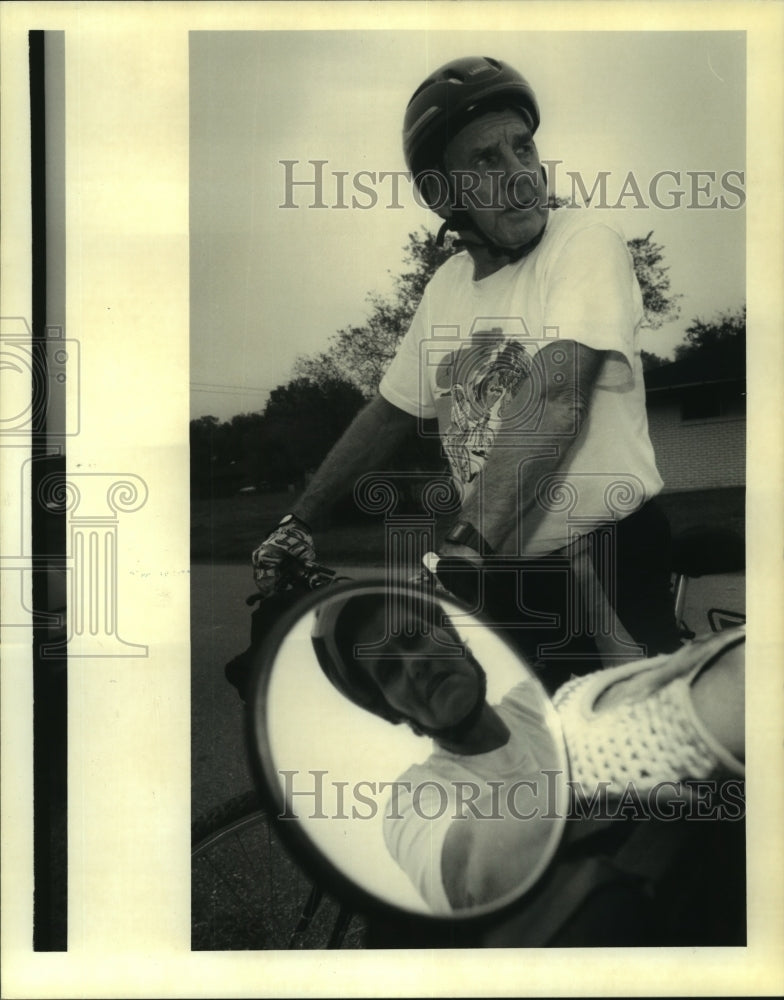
(251, 514, 315, 597)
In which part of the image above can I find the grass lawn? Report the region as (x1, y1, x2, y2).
(192, 486, 745, 565)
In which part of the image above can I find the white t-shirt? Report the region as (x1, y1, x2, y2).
(379, 209, 663, 554)
(383, 680, 561, 913)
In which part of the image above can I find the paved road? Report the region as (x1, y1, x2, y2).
(190, 561, 745, 823)
(190, 562, 384, 820)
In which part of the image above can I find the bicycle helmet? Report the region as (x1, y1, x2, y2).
(403, 56, 540, 206)
(311, 593, 403, 723)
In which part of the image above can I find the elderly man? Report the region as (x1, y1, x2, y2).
(253, 56, 682, 686)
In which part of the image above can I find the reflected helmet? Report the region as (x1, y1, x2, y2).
(311, 594, 403, 724)
(403, 56, 540, 202)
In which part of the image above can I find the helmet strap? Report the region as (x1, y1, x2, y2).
(438, 207, 547, 263)
(436, 163, 549, 262)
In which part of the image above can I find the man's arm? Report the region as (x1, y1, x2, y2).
(290, 394, 418, 528)
(454, 340, 604, 553)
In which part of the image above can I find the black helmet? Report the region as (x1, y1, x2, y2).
(311, 593, 403, 724)
(403, 56, 540, 199)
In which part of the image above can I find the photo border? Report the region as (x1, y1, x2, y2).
(1, 2, 782, 997)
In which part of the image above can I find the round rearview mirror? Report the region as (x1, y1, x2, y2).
(246, 580, 570, 925)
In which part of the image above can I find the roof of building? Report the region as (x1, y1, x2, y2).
(644, 348, 745, 393)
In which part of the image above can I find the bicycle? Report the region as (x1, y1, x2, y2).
(670, 525, 746, 637)
(191, 526, 745, 950)
(191, 788, 364, 949)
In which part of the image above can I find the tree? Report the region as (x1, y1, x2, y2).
(626, 231, 682, 330)
(295, 219, 681, 398)
(640, 349, 669, 372)
(673, 305, 746, 363)
(257, 377, 366, 485)
(190, 415, 222, 498)
(189, 379, 366, 498)
(190, 412, 267, 498)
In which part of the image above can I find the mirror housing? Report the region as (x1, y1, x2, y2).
(245, 579, 570, 929)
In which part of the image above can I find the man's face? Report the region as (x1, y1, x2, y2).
(443, 109, 548, 250)
(353, 610, 483, 731)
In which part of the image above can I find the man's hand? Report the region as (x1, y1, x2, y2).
(251, 515, 315, 597)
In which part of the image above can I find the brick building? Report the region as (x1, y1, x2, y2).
(644, 351, 746, 492)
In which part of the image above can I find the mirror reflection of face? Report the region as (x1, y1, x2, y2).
(258, 584, 569, 918)
(352, 608, 482, 731)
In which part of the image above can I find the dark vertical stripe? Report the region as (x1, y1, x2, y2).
(30, 28, 68, 952)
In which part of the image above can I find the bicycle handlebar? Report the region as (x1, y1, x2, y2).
(246, 555, 338, 606)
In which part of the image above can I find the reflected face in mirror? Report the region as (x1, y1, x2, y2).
(252, 582, 569, 920)
(349, 605, 484, 734)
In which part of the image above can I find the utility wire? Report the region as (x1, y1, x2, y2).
(190, 381, 272, 395)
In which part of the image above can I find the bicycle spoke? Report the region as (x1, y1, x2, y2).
(191, 796, 365, 950)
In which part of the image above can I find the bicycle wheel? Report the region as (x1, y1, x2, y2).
(191, 790, 365, 950)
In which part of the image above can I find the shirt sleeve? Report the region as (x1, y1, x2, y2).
(542, 221, 644, 389)
(502, 681, 564, 771)
(379, 282, 439, 419)
(382, 766, 453, 913)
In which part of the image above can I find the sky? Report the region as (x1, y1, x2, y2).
(190, 30, 746, 421)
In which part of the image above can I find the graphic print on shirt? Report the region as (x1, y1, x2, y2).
(434, 327, 535, 485)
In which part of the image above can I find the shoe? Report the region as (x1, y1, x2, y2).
(552, 628, 745, 799)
